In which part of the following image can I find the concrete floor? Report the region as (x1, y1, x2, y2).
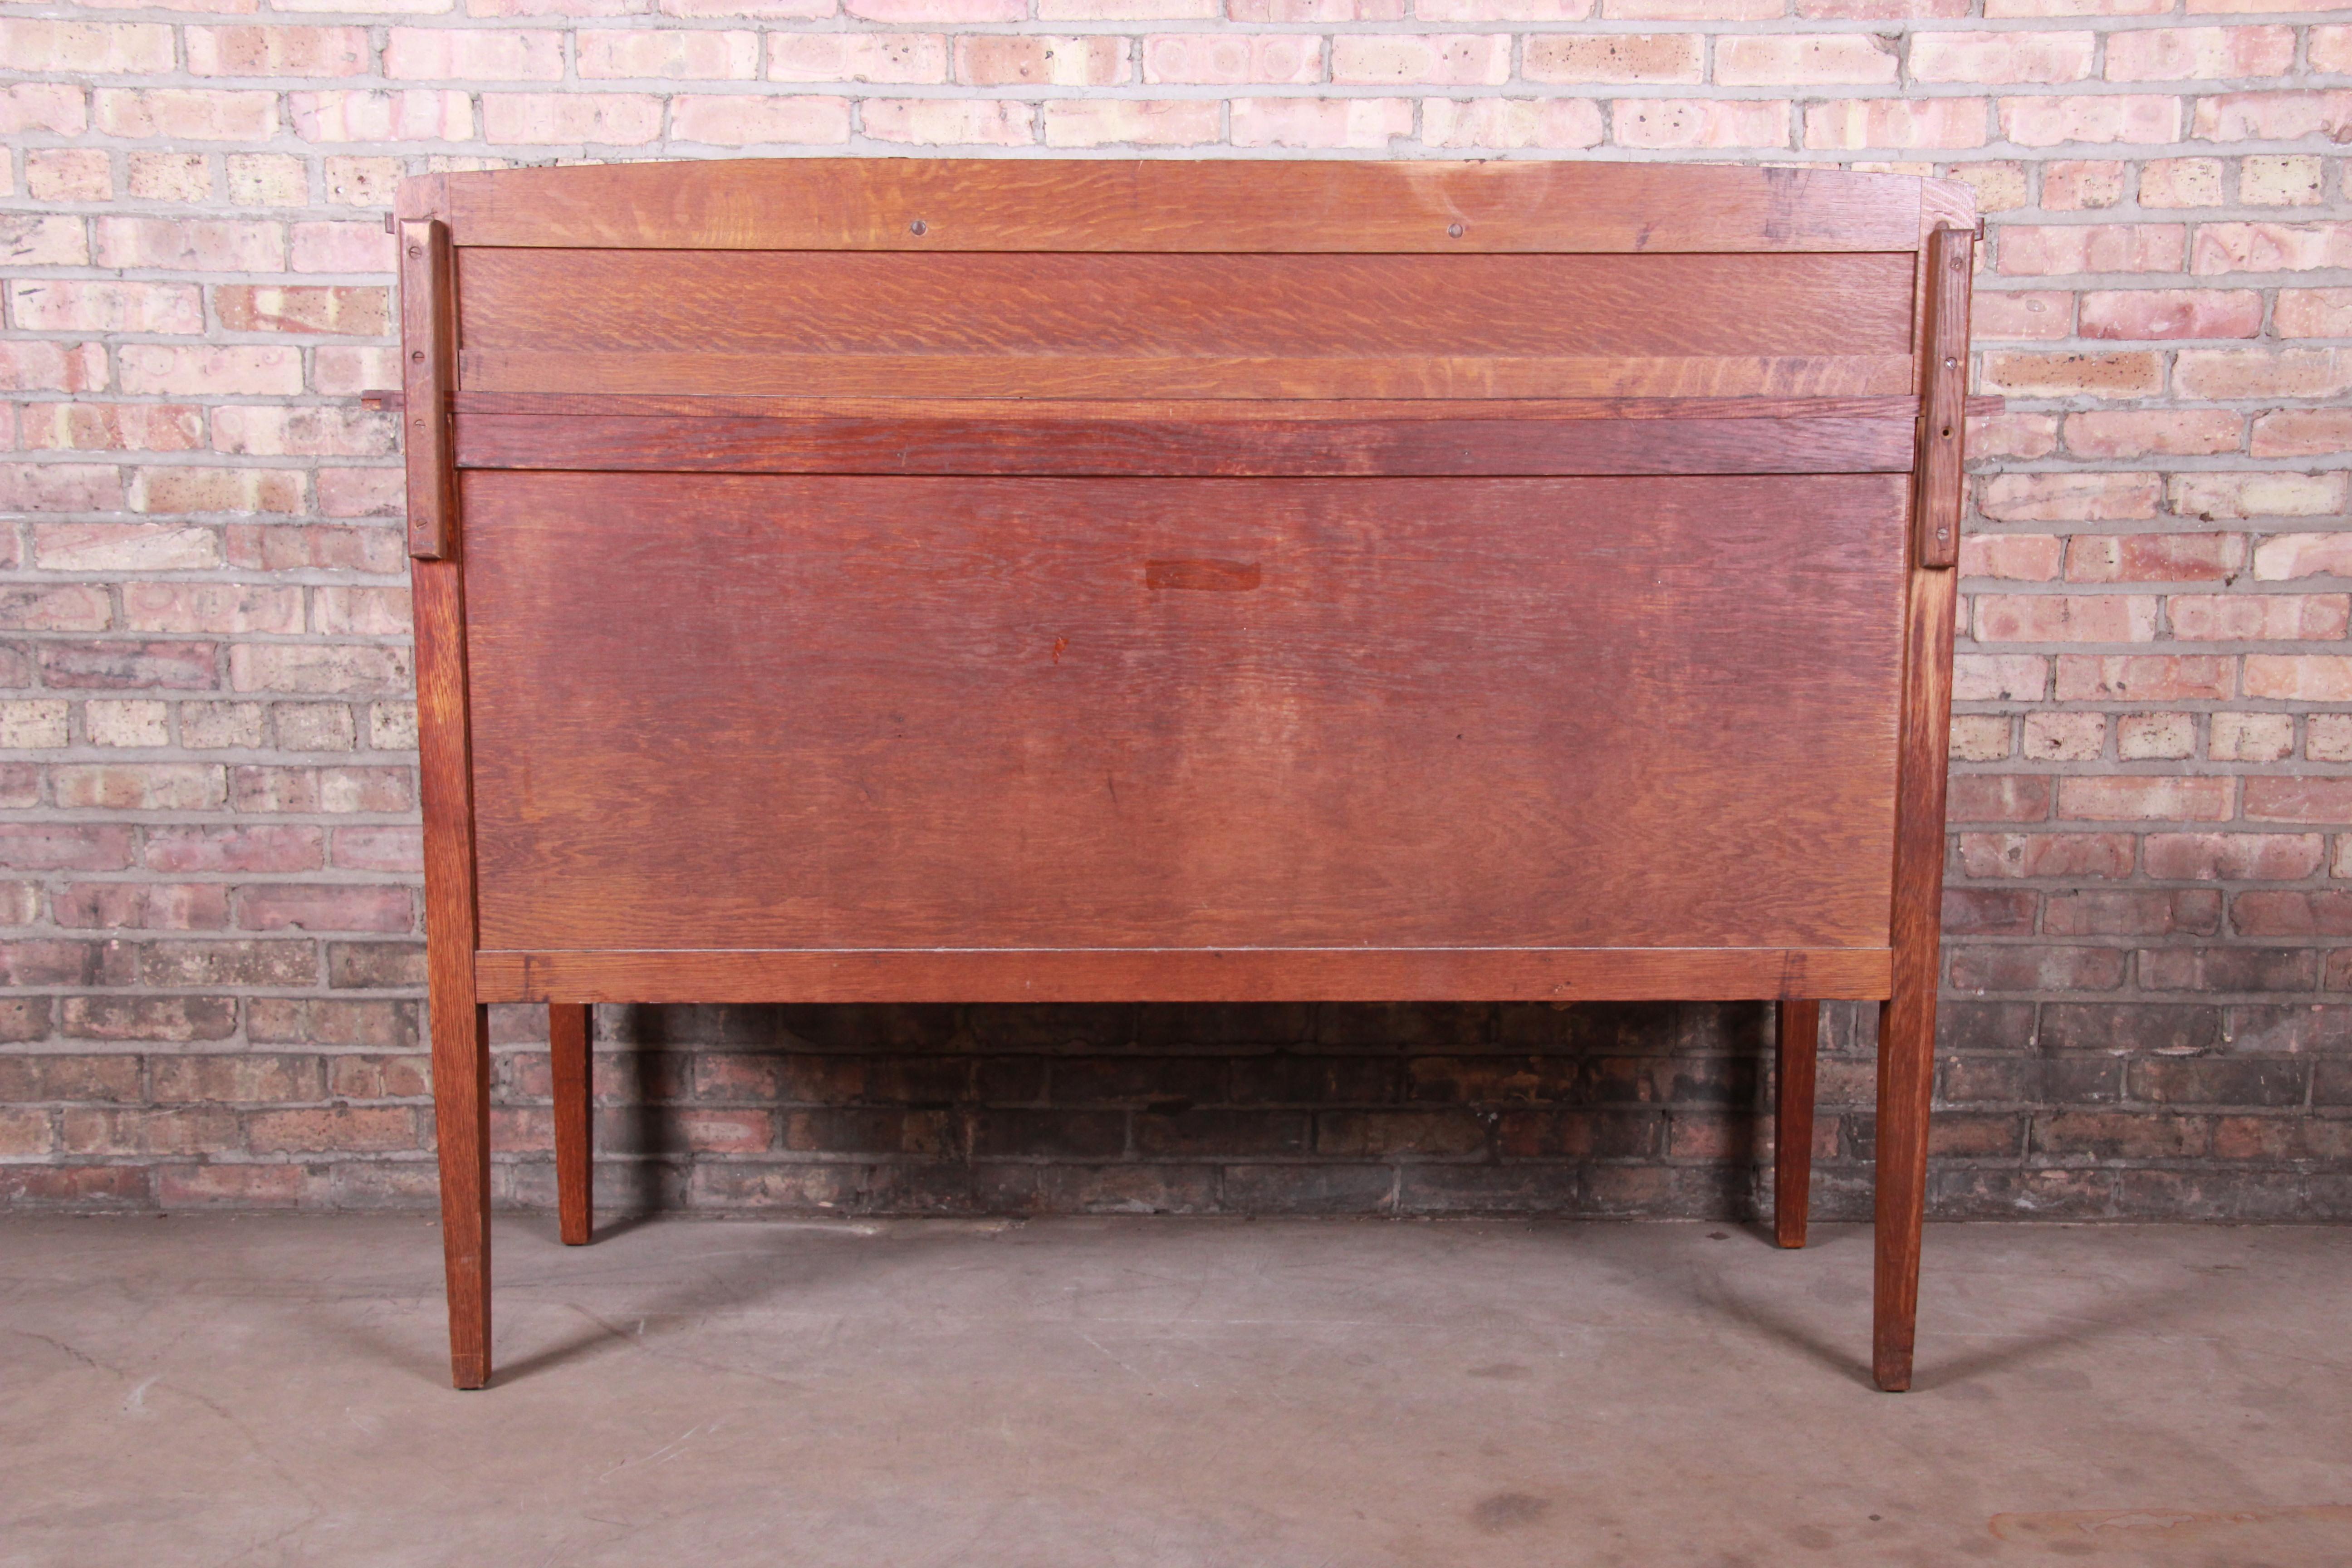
(2, 1215, 2347, 1568)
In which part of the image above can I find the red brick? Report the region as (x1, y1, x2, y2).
(2191, 223, 2352, 275)
(1949, 774, 2053, 823)
(2232, 892, 2352, 939)
(54, 882, 230, 931)
(2064, 411, 2243, 460)
(249, 1107, 415, 1154)
(1975, 594, 2158, 642)
(1981, 351, 2164, 399)
(186, 24, 369, 76)
(0, 824, 137, 873)
(1232, 98, 1413, 148)
(1950, 945, 2127, 993)
(1979, 472, 2160, 522)
(2109, 26, 2295, 80)
(2079, 289, 2262, 341)
(2058, 776, 2234, 822)
(1521, 34, 1700, 82)
(2191, 91, 2352, 143)
(1909, 30, 2092, 83)
(1996, 224, 2184, 275)
(1803, 98, 1984, 150)
(2253, 410, 2352, 461)
(771, 33, 951, 82)
(2144, 833, 2322, 880)
(2042, 160, 2126, 210)
(145, 825, 324, 874)
(2245, 777, 2352, 823)
(862, 97, 1034, 145)
(1716, 34, 1898, 85)
(956, 36, 1126, 86)
(1960, 533, 2063, 580)
(1042, 99, 1221, 146)
(2066, 533, 2243, 583)
(2245, 656, 2352, 702)
(1332, 34, 1511, 84)
(2276, 289, 2352, 339)
(2054, 656, 2234, 703)
(2174, 348, 2352, 401)
(1422, 99, 1604, 148)
(2170, 595, 2348, 642)
(1956, 833, 2134, 879)
(2044, 889, 2220, 937)
(383, 27, 565, 79)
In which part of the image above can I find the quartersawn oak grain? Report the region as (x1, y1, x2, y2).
(461, 470, 1909, 955)
(397, 158, 1982, 1396)
(476, 948, 1895, 1005)
(452, 412, 1919, 477)
(436, 158, 1926, 254)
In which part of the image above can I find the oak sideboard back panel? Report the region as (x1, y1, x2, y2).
(393, 159, 1983, 1394)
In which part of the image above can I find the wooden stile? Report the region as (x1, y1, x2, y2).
(396, 158, 1981, 1394)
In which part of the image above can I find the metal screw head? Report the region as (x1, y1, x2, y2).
(411, 350, 425, 362)
(407, 244, 423, 259)
(1945, 356, 1958, 369)
(1447, 223, 1465, 239)
(909, 219, 927, 236)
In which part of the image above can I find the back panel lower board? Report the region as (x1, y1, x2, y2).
(461, 471, 1907, 953)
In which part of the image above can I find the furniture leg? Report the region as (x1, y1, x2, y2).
(550, 1003, 594, 1245)
(430, 994, 493, 1390)
(1873, 558, 1957, 1393)
(1773, 998, 1820, 1250)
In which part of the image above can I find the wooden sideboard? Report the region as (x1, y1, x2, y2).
(394, 158, 1983, 1392)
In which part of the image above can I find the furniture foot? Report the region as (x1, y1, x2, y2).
(1773, 998, 1820, 1250)
(433, 998, 493, 1389)
(550, 1002, 594, 1246)
(1872, 987, 1935, 1392)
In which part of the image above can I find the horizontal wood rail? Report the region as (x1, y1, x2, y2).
(475, 947, 1896, 1005)
(426, 160, 1931, 254)
(453, 411, 1921, 477)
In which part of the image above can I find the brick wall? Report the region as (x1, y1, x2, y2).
(2, 1, 2347, 1221)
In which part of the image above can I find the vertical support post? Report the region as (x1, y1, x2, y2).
(550, 1003, 594, 1245)
(403, 195, 491, 1389)
(1774, 998, 1820, 1250)
(1874, 222, 1971, 1393)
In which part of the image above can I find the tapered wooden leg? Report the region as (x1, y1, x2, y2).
(1774, 998, 1820, 1250)
(1874, 559, 1956, 1393)
(550, 1003, 594, 1246)
(430, 995, 492, 1390)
